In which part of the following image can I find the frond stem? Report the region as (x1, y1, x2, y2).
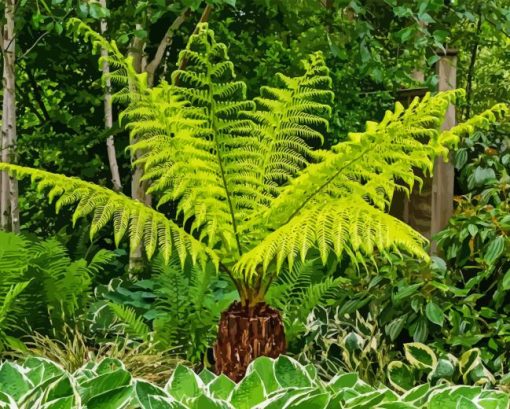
(283, 146, 371, 225)
(207, 63, 243, 258)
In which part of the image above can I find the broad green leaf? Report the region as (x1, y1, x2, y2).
(425, 302, 444, 327)
(86, 386, 133, 409)
(459, 349, 482, 383)
(274, 356, 311, 388)
(0, 362, 32, 401)
(387, 362, 414, 392)
(247, 357, 278, 394)
(402, 384, 430, 403)
(208, 375, 235, 401)
(404, 343, 437, 369)
(25, 358, 65, 387)
(502, 269, 510, 290)
(133, 380, 168, 408)
(412, 318, 429, 343)
(230, 371, 265, 409)
(79, 368, 131, 404)
(94, 358, 124, 375)
(199, 369, 216, 385)
(430, 358, 455, 382)
(484, 236, 505, 264)
(165, 365, 203, 401)
(328, 373, 358, 389)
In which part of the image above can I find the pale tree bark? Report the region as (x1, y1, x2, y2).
(1, 0, 19, 232)
(128, 24, 150, 272)
(99, 0, 122, 192)
(127, 5, 209, 271)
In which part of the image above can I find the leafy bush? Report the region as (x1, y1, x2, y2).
(0, 355, 508, 409)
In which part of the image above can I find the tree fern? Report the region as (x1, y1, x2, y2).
(1, 22, 507, 309)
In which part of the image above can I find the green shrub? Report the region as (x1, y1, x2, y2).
(0, 355, 507, 408)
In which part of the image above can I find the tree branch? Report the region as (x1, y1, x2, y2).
(177, 4, 213, 72)
(145, 7, 190, 87)
(25, 66, 51, 121)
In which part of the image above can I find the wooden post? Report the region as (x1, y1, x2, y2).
(431, 49, 457, 252)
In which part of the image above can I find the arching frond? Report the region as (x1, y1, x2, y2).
(264, 90, 465, 230)
(0, 164, 217, 268)
(246, 51, 334, 187)
(234, 197, 428, 281)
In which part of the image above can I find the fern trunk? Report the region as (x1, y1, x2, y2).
(214, 301, 286, 381)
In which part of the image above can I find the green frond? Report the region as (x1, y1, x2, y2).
(249, 51, 334, 187)
(438, 103, 509, 153)
(0, 281, 31, 329)
(0, 164, 218, 268)
(109, 303, 151, 342)
(234, 198, 428, 282)
(265, 90, 465, 229)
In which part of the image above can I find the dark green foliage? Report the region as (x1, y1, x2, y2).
(0, 231, 115, 347)
(106, 256, 236, 363)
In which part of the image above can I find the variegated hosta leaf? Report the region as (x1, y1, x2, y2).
(0, 356, 507, 409)
(0, 164, 218, 269)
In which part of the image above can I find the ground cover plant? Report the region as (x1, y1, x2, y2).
(0, 355, 508, 409)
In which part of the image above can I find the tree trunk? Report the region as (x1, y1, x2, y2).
(99, 0, 122, 193)
(214, 302, 286, 382)
(128, 27, 151, 273)
(1, 0, 18, 232)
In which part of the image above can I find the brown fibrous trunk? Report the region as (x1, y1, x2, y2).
(214, 301, 286, 382)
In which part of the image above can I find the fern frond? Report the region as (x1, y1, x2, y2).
(264, 91, 465, 229)
(109, 303, 151, 342)
(438, 103, 509, 152)
(246, 51, 334, 187)
(0, 164, 218, 268)
(234, 197, 427, 281)
(0, 281, 31, 330)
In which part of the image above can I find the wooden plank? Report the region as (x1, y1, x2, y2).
(431, 49, 457, 252)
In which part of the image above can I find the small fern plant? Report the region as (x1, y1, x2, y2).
(1, 24, 507, 323)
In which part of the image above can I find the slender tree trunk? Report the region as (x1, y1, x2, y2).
(1, 0, 18, 232)
(128, 26, 150, 273)
(99, 0, 122, 192)
(465, 13, 482, 119)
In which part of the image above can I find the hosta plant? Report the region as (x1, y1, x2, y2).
(0, 355, 508, 409)
(1, 22, 507, 379)
(387, 342, 507, 393)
